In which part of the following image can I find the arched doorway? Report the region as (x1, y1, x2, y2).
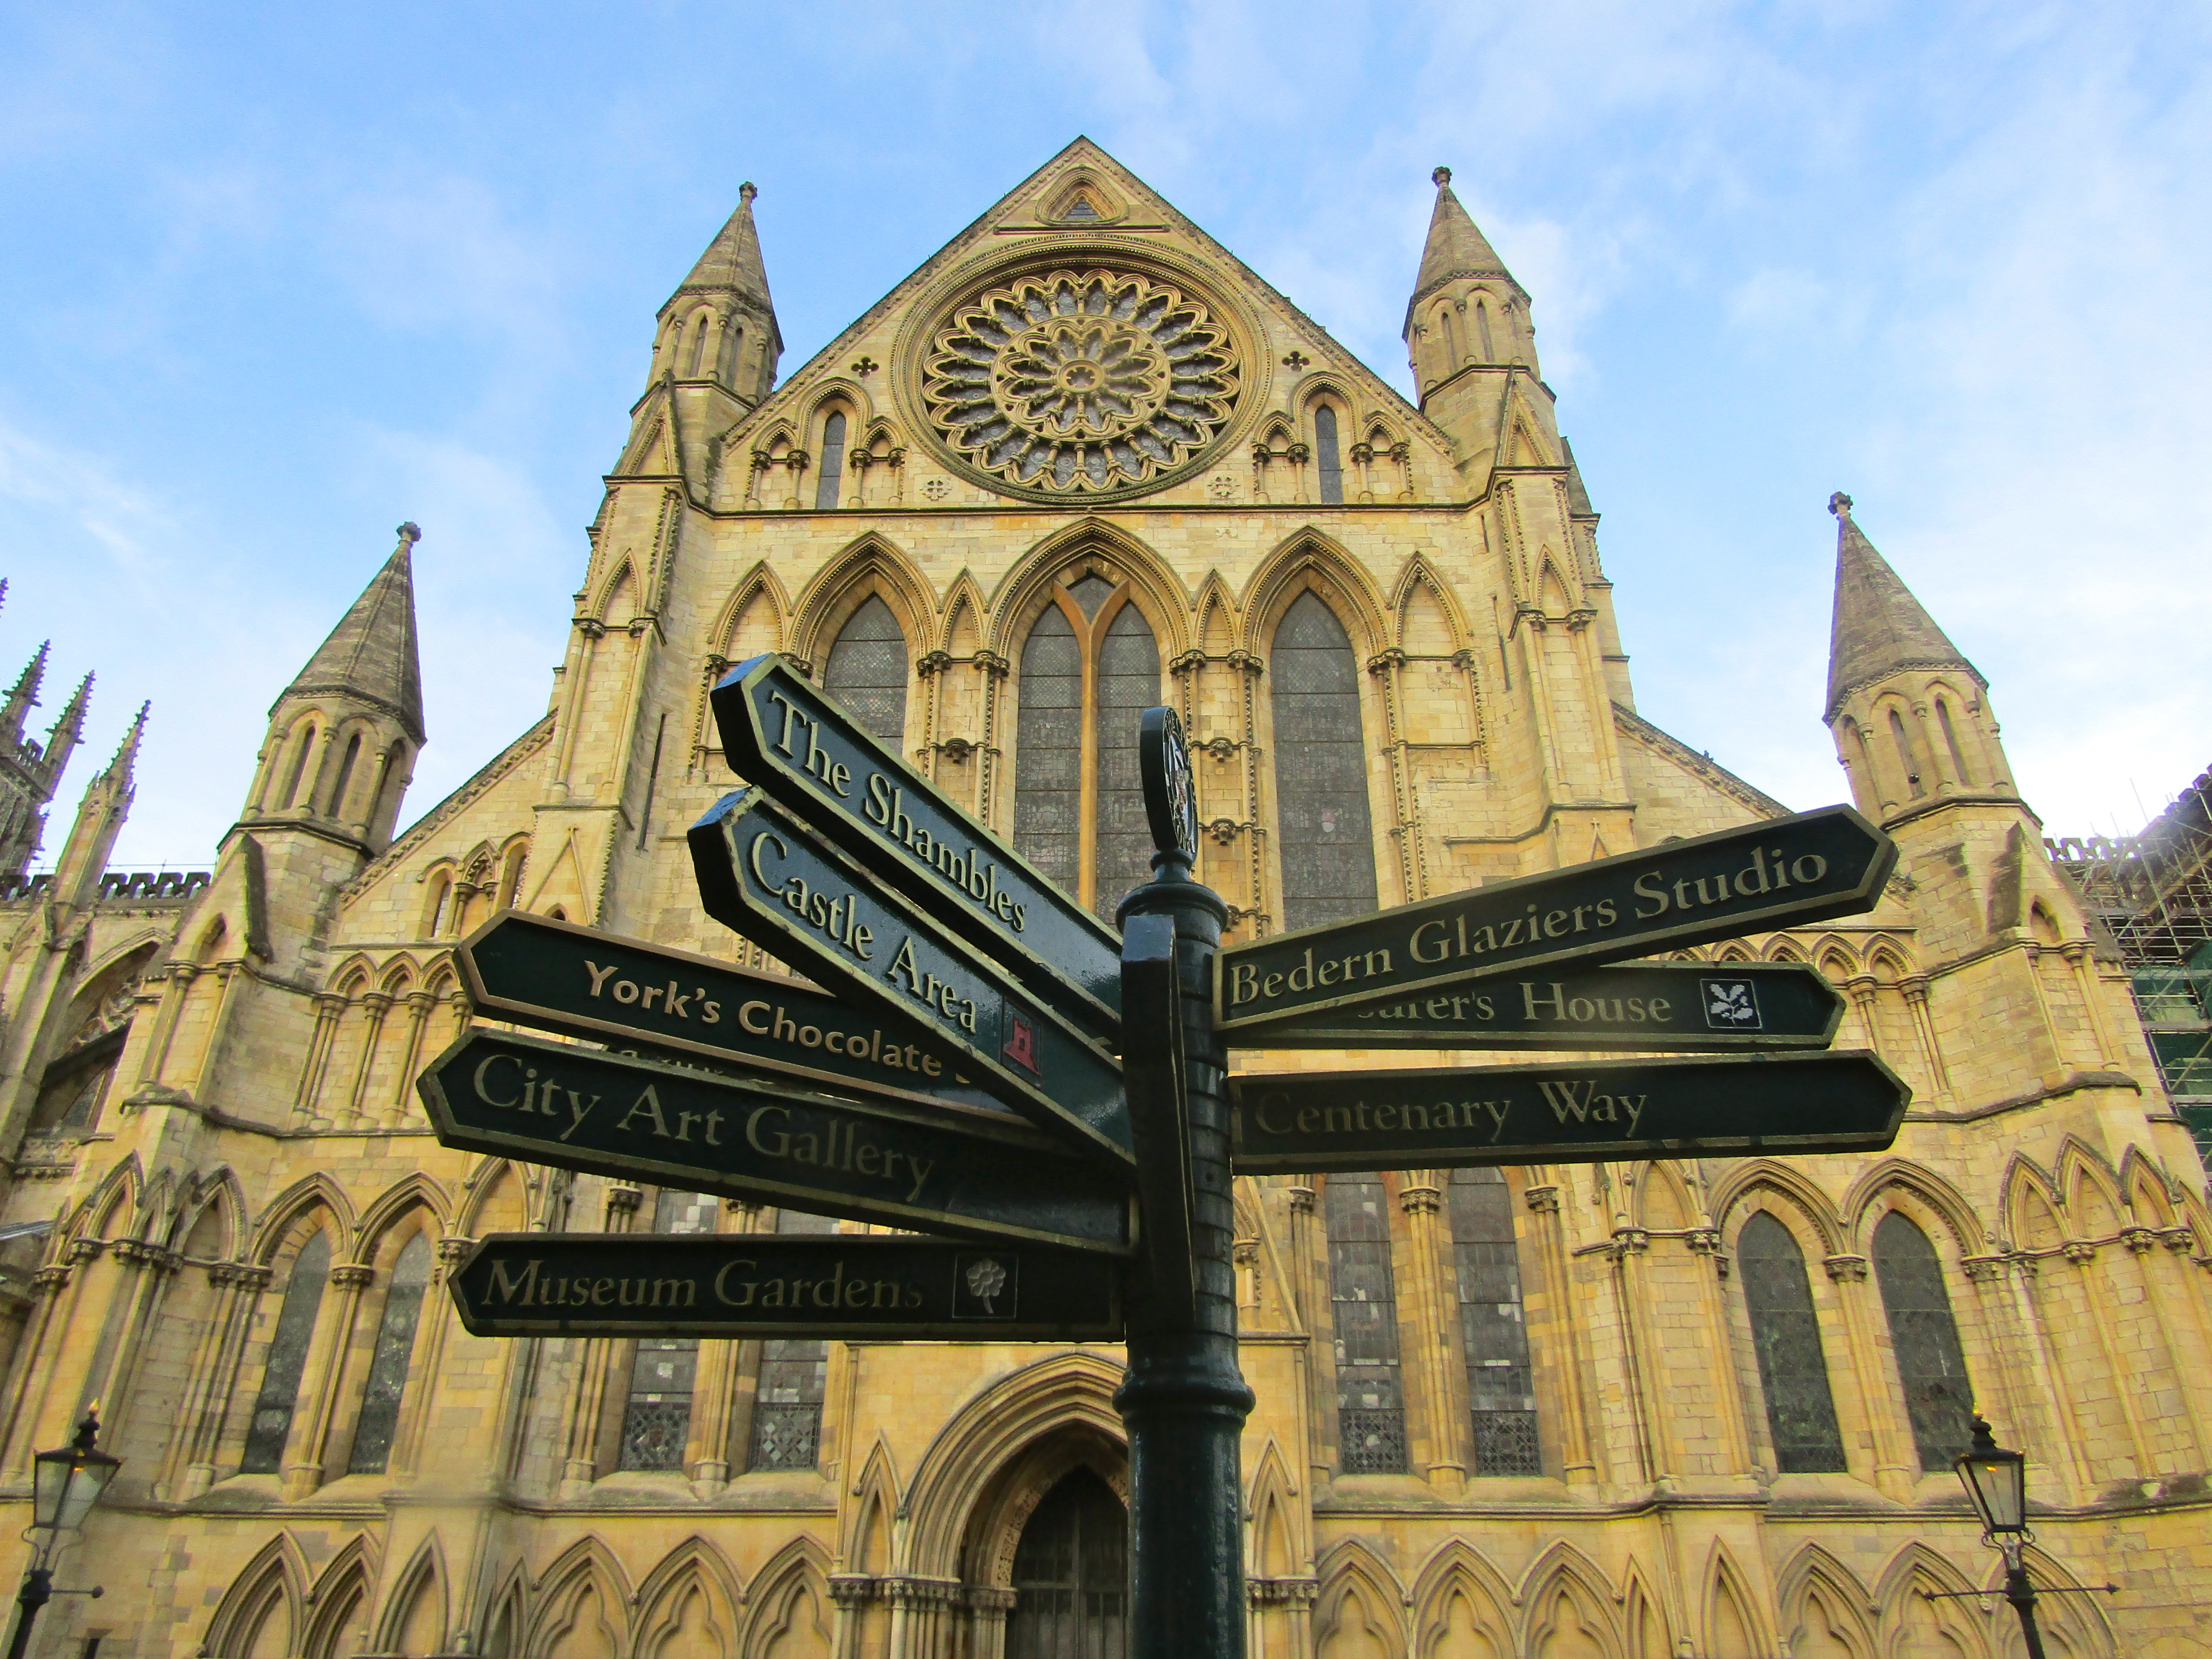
(1005, 1467, 1128, 1659)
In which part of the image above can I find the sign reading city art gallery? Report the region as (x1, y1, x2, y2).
(459, 910, 986, 1112)
(1215, 806, 1896, 1034)
(448, 1234, 1124, 1340)
(1229, 1050, 1908, 1173)
(1231, 963, 1845, 1052)
(712, 654, 1122, 1033)
(689, 788, 1132, 1165)
(419, 1030, 1133, 1255)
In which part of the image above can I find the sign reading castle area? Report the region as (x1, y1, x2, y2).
(1214, 805, 1896, 1036)
(447, 1234, 1124, 1341)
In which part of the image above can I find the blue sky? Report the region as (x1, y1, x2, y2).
(2, 2, 2208, 868)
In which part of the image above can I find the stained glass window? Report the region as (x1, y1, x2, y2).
(347, 1234, 431, 1474)
(1006, 1467, 1127, 1659)
(241, 1230, 331, 1473)
(1315, 406, 1344, 504)
(1447, 1169, 1540, 1475)
(618, 1190, 717, 1471)
(750, 1208, 836, 1472)
(1738, 1212, 1847, 1473)
(1872, 1212, 1975, 1471)
(1093, 605, 1158, 919)
(1326, 1174, 1406, 1473)
(1271, 595, 1378, 930)
(815, 412, 848, 510)
(822, 596, 909, 744)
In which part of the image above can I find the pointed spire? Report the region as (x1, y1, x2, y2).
(672, 181, 775, 312)
(0, 641, 48, 744)
(1824, 493, 1982, 721)
(1404, 166, 1521, 335)
(49, 671, 91, 744)
(109, 700, 148, 787)
(280, 523, 426, 743)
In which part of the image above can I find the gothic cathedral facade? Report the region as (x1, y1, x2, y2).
(0, 140, 2201, 1658)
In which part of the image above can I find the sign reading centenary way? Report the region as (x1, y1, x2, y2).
(712, 654, 1123, 1033)
(419, 1030, 1134, 1255)
(459, 909, 987, 1112)
(1215, 805, 1896, 1035)
(1232, 962, 1845, 1052)
(448, 1234, 1125, 1341)
(689, 788, 1132, 1165)
(1229, 1050, 1908, 1173)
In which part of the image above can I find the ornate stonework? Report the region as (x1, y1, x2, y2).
(920, 268, 1238, 497)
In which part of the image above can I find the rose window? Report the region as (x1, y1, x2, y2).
(923, 270, 1240, 493)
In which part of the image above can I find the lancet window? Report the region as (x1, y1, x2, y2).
(1270, 595, 1379, 930)
(1871, 1211, 1975, 1470)
(1738, 1212, 1847, 1472)
(617, 1189, 718, 1471)
(1888, 709, 1924, 798)
(241, 1231, 331, 1474)
(1935, 699, 1974, 786)
(821, 595, 910, 744)
(749, 1207, 835, 1471)
(1326, 1173, 1407, 1473)
(1314, 405, 1345, 504)
(347, 1233, 431, 1474)
(815, 412, 848, 510)
(1447, 1168, 1540, 1474)
(1012, 573, 1160, 920)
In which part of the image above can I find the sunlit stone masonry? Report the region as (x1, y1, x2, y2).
(0, 140, 2201, 1658)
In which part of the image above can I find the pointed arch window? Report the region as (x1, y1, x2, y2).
(242, 1231, 331, 1473)
(821, 596, 910, 744)
(281, 723, 318, 810)
(1738, 1212, 1846, 1472)
(814, 412, 848, 510)
(1013, 574, 1160, 920)
(717, 323, 744, 385)
(749, 1207, 834, 1471)
(1888, 709, 1924, 798)
(347, 1232, 431, 1474)
(1270, 595, 1378, 930)
(1005, 1468, 1127, 1659)
(617, 1189, 718, 1471)
(1447, 1168, 1540, 1474)
(685, 312, 711, 377)
(1314, 406, 1344, 504)
(1475, 300, 1496, 361)
(1935, 699, 1974, 786)
(1326, 1173, 1407, 1473)
(327, 732, 362, 822)
(1871, 1211, 1975, 1470)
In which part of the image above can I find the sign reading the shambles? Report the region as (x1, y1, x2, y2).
(1229, 1050, 1908, 1173)
(713, 654, 1123, 1032)
(459, 910, 981, 1112)
(448, 1234, 1124, 1341)
(419, 1030, 1134, 1255)
(690, 788, 1132, 1165)
(1231, 963, 1845, 1052)
(1215, 806, 1895, 1034)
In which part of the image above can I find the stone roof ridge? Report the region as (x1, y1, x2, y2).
(280, 523, 426, 744)
(1823, 492, 1981, 722)
(1403, 165, 1523, 337)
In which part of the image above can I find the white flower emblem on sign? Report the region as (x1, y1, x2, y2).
(964, 1256, 1007, 1313)
(1702, 978, 1762, 1029)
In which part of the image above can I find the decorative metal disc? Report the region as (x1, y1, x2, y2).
(1140, 706, 1199, 866)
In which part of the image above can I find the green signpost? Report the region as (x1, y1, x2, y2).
(689, 787, 1132, 1165)
(1215, 805, 1895, 1034)
(1230, 961, 1845, 1051)
(1230, 1050, 1909, 1173)
(711, 653, 1124, 1031)
(448, 1233, 1124, 1341)
(418, 1029, 1134, 1254)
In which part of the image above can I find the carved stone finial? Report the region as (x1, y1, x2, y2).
(396, 521, 421, 548)
(1828, 491, 1853, 519)
(1432, 166, 1452, 187)
(740, 181, 758, 204)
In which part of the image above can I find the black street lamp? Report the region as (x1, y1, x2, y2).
(6, 1408, 118, 1659)
(1953, 1415, 2046, 1659)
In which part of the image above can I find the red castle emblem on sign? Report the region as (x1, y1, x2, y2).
(1003, 1012, 1041, 1075)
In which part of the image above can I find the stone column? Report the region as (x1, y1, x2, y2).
(556, 1185, 641, 1497)
(1285, 1185, 1329, 1487)
(1823, 1253, 1916, 1498)
(166, 1261, 271, 1499)
(1523, 1183, 1598, 1485)
(2062, 942, 2120, 1068)
(1396, 1177, 1466, 1494)
(386, 991, 436, 1124)
(341, 993, 392, 1127)
(284, 1261, 373, 1499)
(1899, 975, 1952, 1102)
(0, 1261, 74, 1478)
(292, 993, 346, 1126)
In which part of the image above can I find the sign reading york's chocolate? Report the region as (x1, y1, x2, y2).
(418, 1030, 1133, 1255)
(447, 1233, 1124, 1340)
(711, 654, 1122, 1032)
(1215, 806, 1895, 1033)
(1229, 1050, 1909, 1174)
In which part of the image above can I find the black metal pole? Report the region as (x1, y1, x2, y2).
(6, 1565, 50, 1659)
(2004, 1555, 2049, 1659)
(1118, 708, 1253, 1659)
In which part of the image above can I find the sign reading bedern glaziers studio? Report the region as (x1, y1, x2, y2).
(1215, 805, 1896, 1036)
